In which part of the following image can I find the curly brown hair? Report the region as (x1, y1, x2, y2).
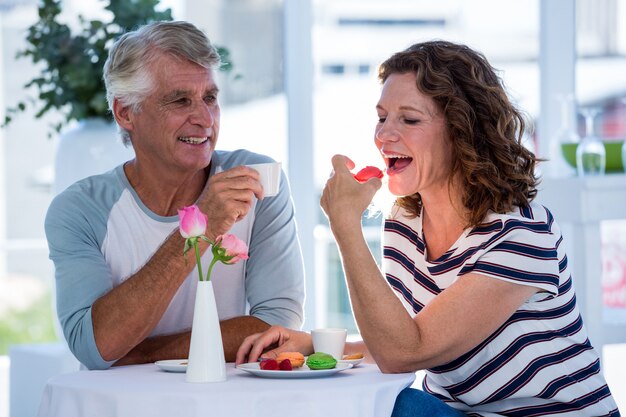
(378, 40, 539, 227)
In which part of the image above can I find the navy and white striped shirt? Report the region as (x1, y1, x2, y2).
(383, 202, 620, 416)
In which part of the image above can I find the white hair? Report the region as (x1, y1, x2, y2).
(103, 21, 221, 145)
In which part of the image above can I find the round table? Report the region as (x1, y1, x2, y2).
(38, 362, 415, 417)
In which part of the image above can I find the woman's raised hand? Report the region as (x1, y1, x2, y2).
(320, 154, 382, 234)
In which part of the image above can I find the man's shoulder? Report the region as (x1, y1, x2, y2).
(214, 149, 275, 170)
(47, 167, 126, 223)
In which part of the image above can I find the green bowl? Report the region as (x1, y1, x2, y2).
(561, 140, 625, 172)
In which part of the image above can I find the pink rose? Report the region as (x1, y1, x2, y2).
(178, 205, 207, 238)
(215, 234, 249, 264)
(178, 205, 249, 281)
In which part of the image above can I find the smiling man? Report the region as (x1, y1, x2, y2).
(44, 21, 305, 370)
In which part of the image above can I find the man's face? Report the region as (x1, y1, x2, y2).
(125, 53, 220, 175)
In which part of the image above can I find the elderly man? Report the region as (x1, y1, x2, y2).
(44, 21, 305, 370)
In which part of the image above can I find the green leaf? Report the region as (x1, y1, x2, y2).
(217, 47, 233, 73)
(183, 238, 192, 256)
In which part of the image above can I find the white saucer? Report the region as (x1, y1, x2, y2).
(155, 359, 187, 373)
(338, 357, 364, 367)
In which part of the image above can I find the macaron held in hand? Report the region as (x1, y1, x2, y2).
(353, 166, 384, 183)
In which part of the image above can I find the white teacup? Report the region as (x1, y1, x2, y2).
(311, 328, 347, 360)
(246, 162, 281, 197)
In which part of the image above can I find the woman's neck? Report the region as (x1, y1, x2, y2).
(420, 178, 469, 260)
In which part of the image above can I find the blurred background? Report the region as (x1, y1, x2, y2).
(1, 0, 626, 416)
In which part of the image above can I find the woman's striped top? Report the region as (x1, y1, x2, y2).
(382, 202, 620, 416)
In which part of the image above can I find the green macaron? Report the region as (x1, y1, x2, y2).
(306, 352, 337, 370)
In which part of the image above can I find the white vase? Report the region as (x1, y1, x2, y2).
(186, 280, 227, 383)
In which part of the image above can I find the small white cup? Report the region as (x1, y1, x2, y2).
(311, 328, 347, 360)
(246, 162, 281, 197)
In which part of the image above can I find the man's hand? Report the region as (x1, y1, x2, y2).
(198, 166, 264, 240)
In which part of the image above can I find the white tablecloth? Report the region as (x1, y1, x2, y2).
(38, 362, 415, 417)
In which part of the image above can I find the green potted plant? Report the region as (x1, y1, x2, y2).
(3, 0, 175, 134)
(0, 0, 170, 193)
(3, 0, 232, 194)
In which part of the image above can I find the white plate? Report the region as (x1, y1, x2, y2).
(236, 362, 352, 378)
(338, 357, 364, 367)
(155, 359, 188, 373)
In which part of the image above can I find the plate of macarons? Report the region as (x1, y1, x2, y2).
(236, 352, 353, 379)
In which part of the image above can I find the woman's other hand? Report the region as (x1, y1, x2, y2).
(235, 325, 313, 365)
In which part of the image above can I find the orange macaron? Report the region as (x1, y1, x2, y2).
(275, 351, 305, 368)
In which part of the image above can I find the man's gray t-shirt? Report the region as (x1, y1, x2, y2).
(45, 149, 305, 370)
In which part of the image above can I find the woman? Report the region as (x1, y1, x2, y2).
(236, 41, 620, 416)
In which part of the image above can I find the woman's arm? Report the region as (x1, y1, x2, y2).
(335, 227, 537, 372)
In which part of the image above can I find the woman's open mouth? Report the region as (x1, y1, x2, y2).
(384, 153, 413, 174)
